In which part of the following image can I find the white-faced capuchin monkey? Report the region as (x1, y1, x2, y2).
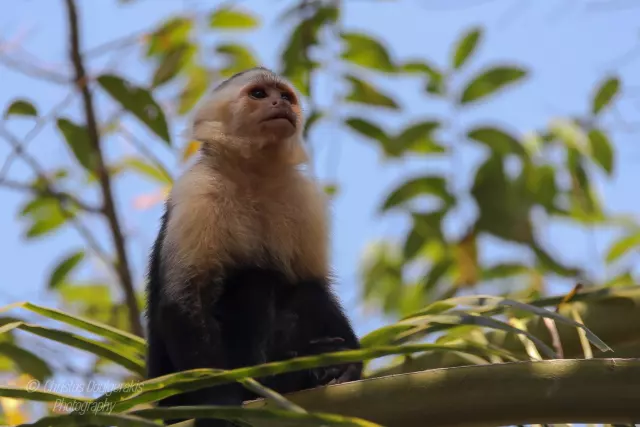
(145, 67, 362, 427)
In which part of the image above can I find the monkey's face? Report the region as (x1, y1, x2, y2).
(233, 82, 301, 142)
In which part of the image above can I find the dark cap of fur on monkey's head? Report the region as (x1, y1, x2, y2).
(191, 67, 308, 165)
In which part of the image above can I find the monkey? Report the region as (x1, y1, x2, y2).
(144, 67, 362, 427)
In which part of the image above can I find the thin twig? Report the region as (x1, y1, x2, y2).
(0, 91, 78, 180)
(64, 0, 143, 337)
(119, 125, 173, 182)
(0, 178, 102, 213)
(0, 54, 69, 84)
(0, 125, 111, 265)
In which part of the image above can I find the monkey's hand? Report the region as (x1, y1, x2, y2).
(306, 337, 360, 386)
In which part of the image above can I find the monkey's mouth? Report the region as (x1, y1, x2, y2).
(263, 111, 296, 127)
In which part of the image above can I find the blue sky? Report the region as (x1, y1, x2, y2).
(1, 0, 640, 356)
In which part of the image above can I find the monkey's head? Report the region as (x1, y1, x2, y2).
(192, 67, 307, 165)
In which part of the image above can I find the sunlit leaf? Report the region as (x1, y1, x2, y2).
(209, 7, 259, 30)
(178, 65, 209, 115)
(381, 176, 453, 211)
(0, 343, 52, 381)
(459, 65, 527, 105)
(345, 75, 398, 109)
(181, 140, 201, 163)
(452, 27, 482, 70)
(48, 251, 85, 289)
(454, 230, 478, 287)
(21, 198, 71, 239)
(216, 44, 259, 78)
(0, 301, 145, 354)
(57, 118, 98, 174)
(97, 74, 171, 144)
(341, 32, 395, 72)
(58, 283, 111, 307)
(120, 157, 172, 184)
(4, 99, 38, 118)
(587, 128, 614, 175)
(444, 295, 611, 353)
(467, 126, 526, 158)
(0, 321, 144, 375)
(152, 43, 196, 87)
(606, 231, 640, 263)
(146, 17, 192, 57)
(96, 343, 496, 411)
(592, 76, 620, 115)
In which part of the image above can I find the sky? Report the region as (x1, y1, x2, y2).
(1, 0, 640, 384)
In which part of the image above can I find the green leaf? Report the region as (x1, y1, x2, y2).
(587, 128, 614, 175)
(0, 321, 144, 375)
(132, 406, 382, 427)
(403, 228, 425, 261)
(57, 118, 98, 173)
(121, 157, 172, 184)
(152, 43, 196, 87)
(21, 198, 71, 239)
(445, 295, 611, 352)
(280, 6, 337, 96)
(459, 65, 527, 105)
(209, 7, 259, 30)
(481, 263, 528, 281)
(401, 61, 445, 95)
(592, 76, 620, 115)
(15, 413, 161, 427)
(97, 74, 171, 144)
(4, 99, 38, 118)
(344, 75, 399, 109)
(395, 121, 445, 156)
(95, 343, 497, 411)
(606, 231, 640, 263)
(382, 176, 453, 212)
(0, 301, 145, 354)
(303, 110, 323, 139)
(452, 27, 482, 70)
(178, 65, 209, 115)
(0, 343, 52, 381)
(0, 385, 90, 404)
(422, 258, 454, 294)
(341, 32, 395, 72)
(146, 17, 192, 57)
(48, 251, 85, 289)
(467, 126, 526, 158)
(216, 44, 258, 78)
(344, 118, 390, 147)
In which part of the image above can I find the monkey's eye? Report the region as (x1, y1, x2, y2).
(249, 88, 267, 99)
(281, 92, 294, 102)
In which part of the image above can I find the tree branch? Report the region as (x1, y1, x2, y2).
(0, 126, 112, 271)
(0, 178, 102, 213)
(64, 0, 143, 337)
(246, 358, 640, 427)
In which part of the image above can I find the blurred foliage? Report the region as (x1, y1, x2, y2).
(0, 0, 639, 425)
